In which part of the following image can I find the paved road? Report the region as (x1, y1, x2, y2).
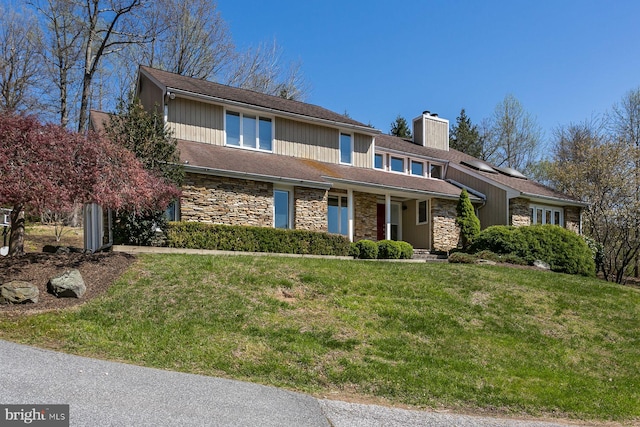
(0, 340, 587, 426)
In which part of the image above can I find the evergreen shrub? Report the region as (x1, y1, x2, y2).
(354, 240, 378, 259)
(471, 225, 595, 276)
(166, 222, 351, 256)
(397, 241, 414, 259)
(377, 240, 401, 259)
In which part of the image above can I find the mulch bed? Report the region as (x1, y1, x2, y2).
(0, 251, 135, 315)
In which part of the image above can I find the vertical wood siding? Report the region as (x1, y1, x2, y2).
(138, 74, 163, 114)
(275, 118, 372, 167)
(167, 98, 224, 145)
(446, 168, 507, 228)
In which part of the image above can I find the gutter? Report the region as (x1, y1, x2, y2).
(322, 176, 467, 200)
(183, 164, 332, 190)
(165, 87, 380, 136)
(520, 192, 588, 208)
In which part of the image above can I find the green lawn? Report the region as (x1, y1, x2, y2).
(1, 254, 639, 422)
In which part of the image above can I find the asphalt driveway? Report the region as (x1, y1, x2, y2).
(0, 340, 584, 426)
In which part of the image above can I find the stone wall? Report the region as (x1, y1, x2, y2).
(565, 206, 581, 233)
(354, 192, 377, 241)
(294, 187, 328, 232)
(509, 197, 531, 227)
(181, 173, 273, 226)
(431, 198, 459, 252)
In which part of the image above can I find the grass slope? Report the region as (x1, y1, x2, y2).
(1, 254, 639, 422)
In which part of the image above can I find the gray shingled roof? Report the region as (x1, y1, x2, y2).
(140, 66, 376, 132)
(178, 139, 466, 199)
(375, 134, 584, 205)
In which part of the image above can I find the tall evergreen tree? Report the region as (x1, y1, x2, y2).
(449, 108, 482, 158)
(105, 96, 184, 246)
(390, 115, 412, 138)
(456, 189, 480, 250)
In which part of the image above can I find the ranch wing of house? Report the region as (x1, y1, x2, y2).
(91, 65, 584, 252)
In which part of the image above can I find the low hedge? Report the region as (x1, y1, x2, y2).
(470, 225, 595, 276)
(350, 240, 414, 260)
(166, 222, 351, 256)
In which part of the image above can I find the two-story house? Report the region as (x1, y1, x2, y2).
(92, 65, 584, 252)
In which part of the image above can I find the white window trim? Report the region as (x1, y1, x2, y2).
(274, 187, 293, 229)
(328, 193, 349, 236)
(339, 132, 354, 165)
(416, 199, 429, 225)
(529, 204, 564, 226)
(427, 162, 444, 179)
(389, 155, 406, 174)
(224, 108, 274, 152)
(372, 150, 444, 180)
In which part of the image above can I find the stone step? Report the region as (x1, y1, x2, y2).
(412, 249, 448, 261)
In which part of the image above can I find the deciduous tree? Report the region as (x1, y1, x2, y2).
(0, 113, 180, 256)
(487, 94, 542, 173)
(0, 6, 43, 113)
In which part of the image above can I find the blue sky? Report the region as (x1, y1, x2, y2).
(218, 0, 640, 151)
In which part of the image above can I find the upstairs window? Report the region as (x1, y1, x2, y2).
(225, 110, 272, 151)
(390, 156, 404, 173)
(340, 133, 352, 164)
(411, 160, 424, 176)
(374, 153, 384, 169)
(430, 164, 442, 179)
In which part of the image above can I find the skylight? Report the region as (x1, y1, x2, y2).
(461, 159, 497, 173)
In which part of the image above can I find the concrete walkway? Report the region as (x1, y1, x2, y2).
(0, 340, 590, 427)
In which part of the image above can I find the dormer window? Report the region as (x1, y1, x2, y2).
(411, 160, 424, 176)
(225, 110, 272, 151)
(374, 153, 384, 169)
(390, 156, 404, 173)
(430, 164, 442, 179)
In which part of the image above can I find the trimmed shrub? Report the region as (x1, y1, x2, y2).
(349, 242, 360, 258)
(355, 240, 378, 259)
(166, 222, 351, 256)
(377, 240, 401, 259)
(397, 241, 414, 259)
(470, 225, 595, 276)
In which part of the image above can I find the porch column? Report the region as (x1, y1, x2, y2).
(385, 193, 391, 240)
(347, 189, 354, 242)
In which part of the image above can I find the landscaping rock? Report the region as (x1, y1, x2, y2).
(533, 260, 551, 270)
(47, 269, 86, 298)
(0, 281, 39, 304)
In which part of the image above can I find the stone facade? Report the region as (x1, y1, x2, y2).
(294, 187, 328, 232)
(565, 206, 581, 233)
(431, 198, 459, 252)
(354, 192, 377, 241)
(509, 197, 531, 227)
(181, 173, 273, 226)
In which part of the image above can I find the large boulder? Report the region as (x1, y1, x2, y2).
(47, 269, 86, 298)
(0, 281, 39, 304)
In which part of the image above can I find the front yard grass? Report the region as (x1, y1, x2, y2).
(1, 254, 639, 422)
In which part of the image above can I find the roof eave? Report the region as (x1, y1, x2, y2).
(183, 164, 332, 190)
(166, 87, 380, 136)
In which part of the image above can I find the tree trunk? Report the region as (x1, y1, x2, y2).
(8, 206, 25, 257)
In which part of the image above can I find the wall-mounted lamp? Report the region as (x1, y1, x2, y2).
(167, 92, 175, 100)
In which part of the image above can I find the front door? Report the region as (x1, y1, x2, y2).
(376, 204, 385, 240)
(376, 203, 401, 241)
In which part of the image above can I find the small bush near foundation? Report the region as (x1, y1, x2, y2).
(166, 222, 351, 256)
(377, 240, 401, 259)
(349, 242, 360, 258)
(354, 240, 378, 259)
(397, 241, 414, 259)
